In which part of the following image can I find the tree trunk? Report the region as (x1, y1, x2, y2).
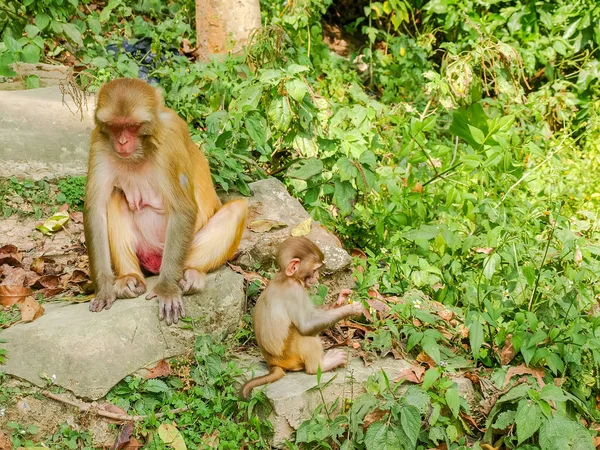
(195, 0, 261, 61)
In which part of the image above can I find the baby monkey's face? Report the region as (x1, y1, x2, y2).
(304, 263, 322, 288)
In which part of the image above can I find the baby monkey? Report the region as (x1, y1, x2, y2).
(242, 237, 364, 398)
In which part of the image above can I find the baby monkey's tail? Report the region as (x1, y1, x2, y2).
(241, 366, 285, 398)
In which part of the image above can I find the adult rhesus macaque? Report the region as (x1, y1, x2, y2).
(241, 237, 364, 398)
(84, 78, 247, 325)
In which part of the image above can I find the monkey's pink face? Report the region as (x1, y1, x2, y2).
(304, 265, 321, 287)
(109, 124, 141, 157)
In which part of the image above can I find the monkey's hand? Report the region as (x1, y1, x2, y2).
(89, 288, 117, 312)
(146, 282, 185, 325)
(348, 301, 367, 317)
(334, 288, 353, 307)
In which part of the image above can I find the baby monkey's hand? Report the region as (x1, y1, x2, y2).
(335, 288, 353, 307)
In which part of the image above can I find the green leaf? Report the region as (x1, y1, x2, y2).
(540, 385, 569, 403)
(445, 388, 460, 418)
(25, 75, 40, 89)
(36, 13, 50, 30)
(62, 23, 84, 47)
(88, 16, 102, 35)
(400, 406, 421, 447)
(4, 35, 22, 53)
(0, 53, 16, 77)
(143, 379, 170, 393)
(515, 400, 542, 444)
(522, 265, 536, 285)
(337, 156, 359, 181)
(157, 423, 187, 450)
(359, 150, 377, 168)
(91, 56, 109, 68)
(492, 410, 516, 430)
(293, 134, 318, 157)
(333, 180, 355, 217)
(422, 368, 440, 390)
(245, 113, 267, 147)
(231, 84, 263, 112)
(364, 422, 406, 450)
(22, 44, 41, 63)
(539, 414, 594, 450)
(286, 64, 310, 74)
(483, 253, 500, 280)
(100, 0, 121, 23)
(287, 158, 323, 180)
(25, 24, 41, 37)
(468, 125, 486, 145)
(267, 96, 293, 132)
(468, 320, 484, 361)
(285, 79, 308, 102)
(421, 336, 441, 364)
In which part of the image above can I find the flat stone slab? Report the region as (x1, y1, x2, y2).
(0, 267, 244, 400)
(243, 356, 413, 447)
(226, 178, 354, 296)
(0, 86, 94, 179)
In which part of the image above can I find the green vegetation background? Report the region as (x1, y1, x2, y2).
(1, 0, 600, 448)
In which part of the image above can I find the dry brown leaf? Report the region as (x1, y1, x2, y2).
(500, 337, 516, 365)
(439, 309, 453, 321)
(473, 247, 494, 254)
(31, 256, 45, 275)
(68, 269, 89, 284)
(122, 438, 143, 450)
(200, 430, 220, 449)
(416, 351, 436, 367)
(592, 436, 600, 450)
(228, 263, 267, 286)
(503, 365, 545, 388)
(459, 324, 469, 339)
(291, 217, 312, 237)
(70, 211, 84, 223)
(33, 274, 61, 289)
(2, 266, 38, 287)
(247, 219, 288, 233)
(351, 248, 367, 259)
(0, 431, 12, 450)
(412, 183, 423, 193)
(363, 409, 386, 428)
(0, 244, 22, 267)
(394, 365, 425, 383)
(19, 296, 44, 322)
(58, 203, 69, 212)
(0, 285, 33, 306)
(145, 360, 172, 379)
(113, 423, 134, 449)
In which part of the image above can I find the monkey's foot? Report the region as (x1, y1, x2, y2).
(89, 291, 116, 312)
(322, 349, 349, 371)
(179, 269, 206, 295)
(114, 274, 147, 298)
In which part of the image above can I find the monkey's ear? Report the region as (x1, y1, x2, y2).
(285, 258, 301, 277)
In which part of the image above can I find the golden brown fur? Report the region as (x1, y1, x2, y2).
(241, 237, 364, 398)
(85, 78, 247, 325)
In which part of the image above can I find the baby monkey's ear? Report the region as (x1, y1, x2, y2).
(285, 258, 301, 277)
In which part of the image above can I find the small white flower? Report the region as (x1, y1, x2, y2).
(0, 408, 5, 417)
(503, 289, 510, 297)
(52, 374, 57, 381)
(20, 430, 26, 434)
(413, 299, 422, 309)
(440, 361, 447, 367)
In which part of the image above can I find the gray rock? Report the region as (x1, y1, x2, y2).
(0, 267, 244, 400)
(224, 178, 355, 298)
(242, 356, 413, 447)
(0, 85, 94, 179)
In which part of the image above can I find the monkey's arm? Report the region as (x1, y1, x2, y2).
(146, 166, 196, 324)
(84, 152, 116, 311)
(291, 296, 363, 336)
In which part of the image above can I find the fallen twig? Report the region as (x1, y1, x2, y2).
(41, 390, 189, 421)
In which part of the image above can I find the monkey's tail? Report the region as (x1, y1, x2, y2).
(241, 366, 285, 399)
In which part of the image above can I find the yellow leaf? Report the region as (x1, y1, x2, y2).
(158, 423, 187, 450)
(36, 210, 70, 235)
(247, 219, 288, 233)
(291, 217, 312, 237)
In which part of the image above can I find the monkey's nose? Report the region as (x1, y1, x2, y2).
(119, 137, 128, 145)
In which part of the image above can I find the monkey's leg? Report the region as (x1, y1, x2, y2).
(303, 338, 348, 374)
(107, 192, 147, 298)
(181, 199, 248, 294)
